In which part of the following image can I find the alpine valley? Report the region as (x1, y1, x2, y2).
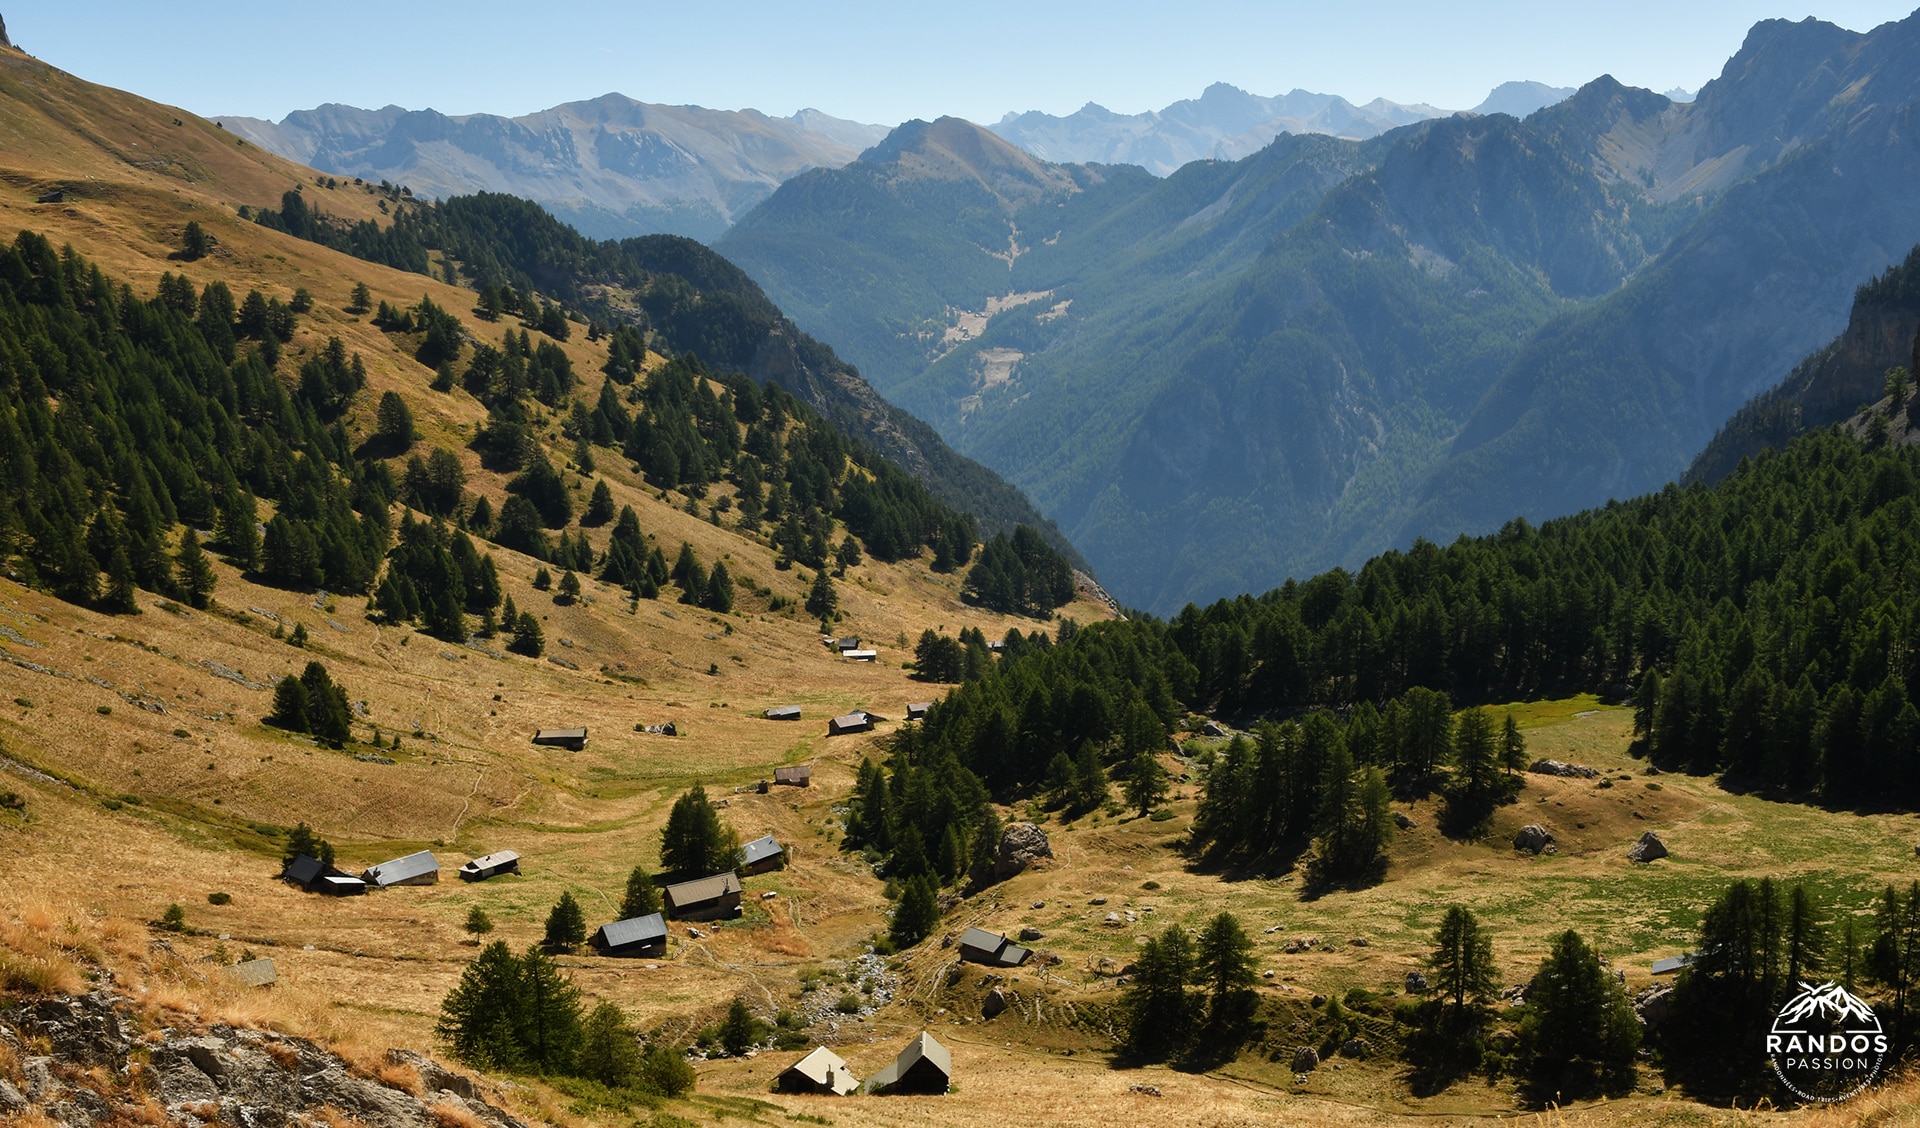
(717, 12, 1920, 612)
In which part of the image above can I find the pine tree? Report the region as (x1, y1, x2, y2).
(576, 1002, 641, 1088)
(1121, 923, 1195, 1061)
(176, 528, 217, 608)
(1195, 912, 1257, 1039)
(543, 892, 587, 952)
(299, 661, 352, 746)
(435, 941, 527, 1070)
(1502, 712, 1527, 775)
(509, 611, 544, 656)
(347, 282, 372, 314)
(374, 391, 415, 453)
(1429, 906, 1497, 1017)
(618, 864, 661, 919)
(557, 570, 581, 604)
(720, 998, 759, 1056)
(582, 480, 615, 526)
(516, 944, 584, 1072)
(659, 784, 739, 875)
(268, 675, 310, 733)
(704, 562, 734, 613)
(464, 907, 494, 936)
(805, 569, 836, 619)
(1516, 930, 1639, 1103)
(181, 220, 212, 261)
(1123, 749, 1169, 817)
(889, 875, 940, 949)
(1069, 741, 1107, 814)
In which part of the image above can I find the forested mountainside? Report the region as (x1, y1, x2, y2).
(864, 424, 1920, 905)
(246, 186, 1082, 566)
(0, 231, 989, 623)
(718, 12, 1920, 613)
(1687, 243, 1920, 484)
(217, 98, 887, 242)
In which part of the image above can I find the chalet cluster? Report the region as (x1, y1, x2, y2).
(588, 834, 788, 959)
(776, 1031, 951, 1096)
(282, 848, 519, 896)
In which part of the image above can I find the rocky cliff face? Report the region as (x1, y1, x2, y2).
(1, 990, 529, 1128)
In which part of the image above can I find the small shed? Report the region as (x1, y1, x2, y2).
(986, 640, 1006, 652)
(843, 650, 878, 662)
(592, 912, 668, 958)
(829, 637, 861, 651)
(956, 926, 1032, 968)
(223, 958, 277, 988)
(863, 1031, 951, 1095)
(1652, 953, 1696, 976)
(532, 728, 588, 750)
(777, 1046, 860, 1096)
(282, 855, 367, 896)
(459, 851, 520, 881)
(773, 765, 812, 788)
(741, 835, 786, 875)
(663, 871, 743, 921)
(828, 712, 874, 736)
(906, 702, 932, 721)
(764, 706, 802, 721)
(363, 850, 440, 888)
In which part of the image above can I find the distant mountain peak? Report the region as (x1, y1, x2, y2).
(1471, 80, 1577, 118)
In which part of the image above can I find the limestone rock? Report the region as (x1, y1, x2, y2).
(993, 822, 1053, 879)
(1290, 1045, 1319, 1072)
(1339, 1037, 1370, 1059)
(1634, 986, 1675, 1034)
(0, 1080, 26, 1112)
(1627, 830, 1669, 863)
(1393, 811, 1415, 829)
(1514, 824, 1554, 854)
(1405, 971, 1429, 993)
(1530, 759, 1601, 778)
(1018, 926, 1044, 942)
(982, 988, 1008, 1019)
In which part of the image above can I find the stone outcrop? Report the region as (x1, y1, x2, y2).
(1530, 759, 1601, 779)
(1627, 830, 1669, 862)
(994, 822, 1053, 879)
(1513, 824, 1555, 854)
(3, 990, 525, 1128)
(1290, 1045, 1319, 1072)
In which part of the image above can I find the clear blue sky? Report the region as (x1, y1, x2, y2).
(11, 2, 1918, 125)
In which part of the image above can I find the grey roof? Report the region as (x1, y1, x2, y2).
(224, 958, 277, 987)
(283, 855, 324, 885)
(318, 874, 367, 892)
(998, 944, 1033, 967)
(829, 712, 873, 733)
(765, 706, 802, 720)
(958, 927, 1007, 955)
(594, 912, 667, 950)
(664, 871, 742, 906)
(782, 1046, 859, 1095)
(831, 637, 861, 650)
(364, 850, 439, 886)
(743, 835, 784, 868)
(863, 1031, 951, 1093)
(774, 765, 811, 783)
(460, 850, 519, 872)
(907, 702, 932, 716)
(1652, 953, 1696, 975)
(957, 927, 1030, 967)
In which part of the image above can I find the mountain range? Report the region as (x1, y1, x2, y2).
(215, 97, 890, 243)
(219, 81, 1576, 241)
(716, 12, 1920, 612)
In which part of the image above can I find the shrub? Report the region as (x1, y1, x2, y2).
(160, 904, 186, 932)
(207, 892, 232, 906)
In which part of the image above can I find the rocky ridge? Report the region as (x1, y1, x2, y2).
(2, 990, 529, 1128)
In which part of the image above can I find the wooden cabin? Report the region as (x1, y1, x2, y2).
(662, 872, 743, 921)
(773, 765, 812, 788)
(863, 1032, 951, 1095)
(764, 706, 802, 721)
(592, 913, 668, 958)
(777, 1047, 860, 1095)
(363, 850, 440, 887)
(741, 835, 786, 875)
(956, 926, 1032, 968)
(532, 728, 588, 750)
(458, 851, 520, 882)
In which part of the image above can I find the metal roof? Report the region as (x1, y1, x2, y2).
(844, 650, 878, 660)
(773, 765, 811, 783)
(364, 850, 439, 886)
(829, 712, 872, 733)
(283, 855, 324, 885)
(782, 1047, 859, 1095)
(743, 835, 784, 867)
(461, 850, 518, 871)
(224, 958, 277, 987)
(958, 927, 1007, 955)
(864, 1031, 951, 1093)
(765, 706, 802, 720)
(535, 727, 587, 739)
(318, 874, 367, 892)
(1652, 953, 1696, 975)
(906, 702, 932, 717)
(595, 913, 667, 950)
(664, 871, 742, 906)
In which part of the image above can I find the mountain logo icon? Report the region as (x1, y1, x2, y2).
(1767, 980, 1886, 1102)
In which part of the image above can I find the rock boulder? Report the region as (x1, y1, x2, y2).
(1291, 1045, 1319, 1072)
(994, 822, 1053, 879)
(1514, 824, 1554, 854)
(1627, 831, 1669, 863)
